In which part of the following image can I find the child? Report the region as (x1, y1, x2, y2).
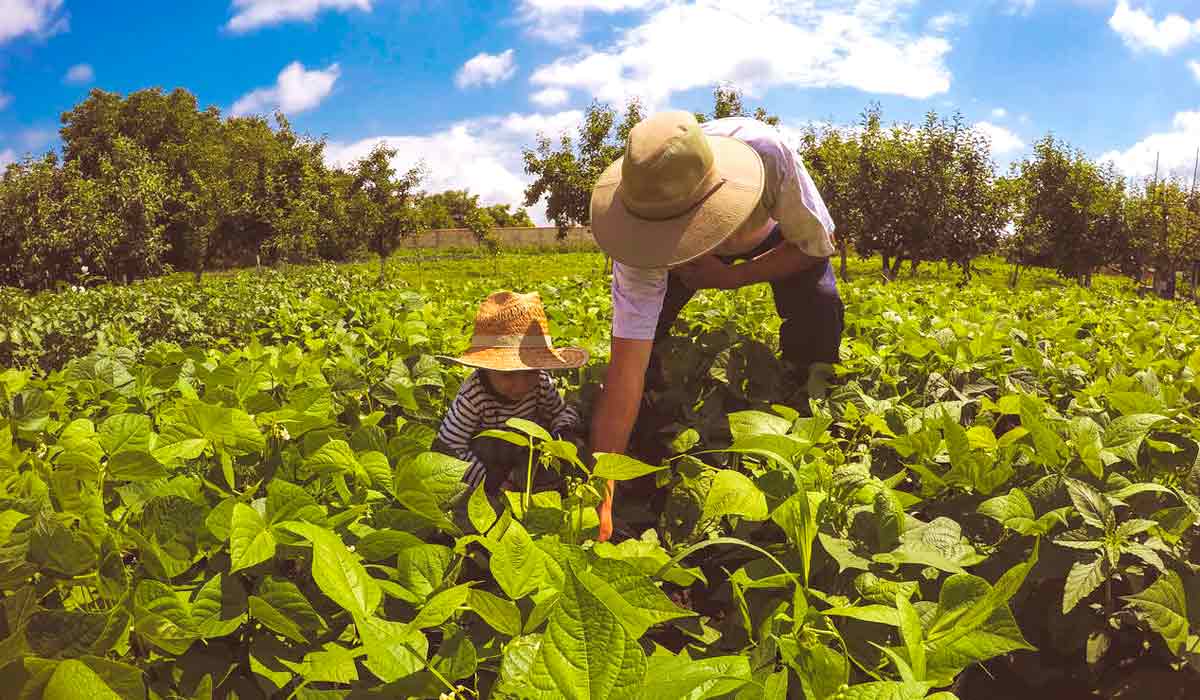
(434, 291, 588, 496)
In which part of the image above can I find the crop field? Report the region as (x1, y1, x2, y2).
(0, 251, 1198, 699)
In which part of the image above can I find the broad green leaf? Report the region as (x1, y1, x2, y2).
(43, 659, 122, 700)
(411, 583, 472, 629)
(1018, 396, 1068, 467)
(26, 608, 127, 657)
(771, 491, 827, 586)
(1122, 571, 1189, 655)
(490, 519, 548, 600)
(1066, 479, 1113, 531)
(574, 558, 694, 638)
(162, 401, 265, 456)
(469, 589, 523, 636)
(592, 453, 667, 481)
(190, 573, 248, 638)
(106, 451, 169, 481)
(358, 616, 429, 683)
(702, 470, 768, 522)
(277, 521, 380, 621)
(249, 577, 326, 643)
(151, 438, 207, 466)
(874, 517, 984, 573)
(924, 575, 1034, 683)
(1070, 417, 1104, 479)
(1103, 414, 1167, 466)
(98, 413, 153, 456)
(305, 439, 363, 480)
(978, 488, 1035, 532)
(356, 529, 423, 561)
(840, 681, 935, 700)
(538, 565, 646, 700)
(897, 593, 925, 681)
(279, 644, 359, 684)
(729, 410, 793, 439)
(133, 580, 196, 655)
(229, 503, 276, 573)
(391, 542, 454, 603)
(29, 515, 98, 577)
(1063, 555, 1106, 614)
(468, 484, 498, 534)
(266, 479, 322, 525)
(636, 653, 752, 700)
(393, 451, 468, 509)
(780, 638, 847, 700)
(434, 626, 478, 683)
(506, 417, 552, 441)
(818, 533, 872, 574)
(822, 605, 901, 626)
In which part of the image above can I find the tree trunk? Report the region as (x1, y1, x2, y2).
(378, 252, 388, 283)
(1154, 265, 1176, 300)
(881, 253, 891, 281)
(839, 244, 848, 281)
(889, 255, 905, 281)
(910, 259, 920, 277)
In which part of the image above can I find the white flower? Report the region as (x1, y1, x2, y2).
(81, 265, 89, 273)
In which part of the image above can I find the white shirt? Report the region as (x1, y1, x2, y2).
(611, 117, 837, 340)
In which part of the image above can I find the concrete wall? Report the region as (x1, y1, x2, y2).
(406, 226, 596, 250)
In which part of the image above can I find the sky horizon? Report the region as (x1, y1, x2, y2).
(2, 0, 1199, 224)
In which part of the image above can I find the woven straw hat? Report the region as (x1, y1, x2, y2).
(440, 291, 589, 372)
(590, 110, 765, 269)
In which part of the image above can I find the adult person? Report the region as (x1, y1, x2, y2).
(587, 110, 843, 542)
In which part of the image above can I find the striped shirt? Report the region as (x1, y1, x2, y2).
(436, 370, 581, 488)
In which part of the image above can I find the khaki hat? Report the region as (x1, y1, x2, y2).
(590, 110, 765, 269)
(439, 291, 589, 372)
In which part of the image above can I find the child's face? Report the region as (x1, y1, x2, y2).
(485, 369, 539, 401)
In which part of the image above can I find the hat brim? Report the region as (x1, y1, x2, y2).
(438, 346, 589, 372)
(590, 135, 765, 269)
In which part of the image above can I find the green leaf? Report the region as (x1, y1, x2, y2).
(43, 659, 123, 700)
(780, 639, 847, 700)
(106, 450, 169, 481)
(818, 533, 872, 574)
(469, 588, 523, 636)
(1123, 571, 1189, 655)
(305, 439, 362, 479)
(1066, 479, 1114, 531)
(729, 411, 792, 439)
(468, 484, 498, 533)
(874, 517, 984, 573)
(358, 616, 428, 683)
(393, 451, 467, 510)
(574, 558, 694, 638)
(702, 470, 768, 522)
(771, 491, 826, 586)
(1070, 417, 1104, 479)
(98, 413, 153, 456)
(280, 643, 359, 684)
(162, 400, 265, 456)
(229, 503, 276, 573)
(1103, 414, 1167, 465)
(277, 521, 380, 621)
(538, 565, 646, 700)
(840, 681, 934, 700)
(266, 479, 322, 525)
(637, 653, 752, 700)
(506, 417, 552, 441)
(190, 573, 248, 638)
(394, 543, 454, 602)
(411, 583, 472, 629)
(249, 577, 326, 643)
(822, 605, 901, 626)
(490, 519, 548, 600)
(978, 488, 1036, 532)
(1018, 396, 1068, 467)
(1063, 555, 1106, 614)
(133, 580, 196, 655)
(924, 575, 1034, 683)
(897, 593, 925, 681)
(356, 529, 423, 561)
(591, 453, 667, 481)
(151, 438, 207, 466)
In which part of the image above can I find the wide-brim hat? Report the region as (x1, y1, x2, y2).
(590, 110, 765, 269)
(438, 291, 589, 372)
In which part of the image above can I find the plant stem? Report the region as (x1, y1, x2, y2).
(523, 436, 534, 513)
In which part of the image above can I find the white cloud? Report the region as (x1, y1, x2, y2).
(1100, 111, 1200, 180)
(1109, 0, 1200, 54)
(226, 0, 370, 33)
(991, 107, 1008, 119)
(64, 63, 94, 84)
(456, 49, 517, 89)
(927, 12, 966, 33)
(531, 87, 571, 107)
(529, 1, 953, 108)
(974, 121, 1025, 155)
(0, 0, 65, 43)
(519, 0, 663, 41)
(0, 93, 11, 110)
(0, 149, 15, 171)
(325, 110, 584, 226)
(1189, 60, 1200, 82)
(231, 62, 340, 117)
(1004, 0, 1036, 15)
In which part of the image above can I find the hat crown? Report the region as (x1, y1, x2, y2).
(620, 111, 719, 220)
(470, 291, 552, 349)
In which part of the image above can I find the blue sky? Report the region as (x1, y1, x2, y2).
(2, 0, 1199, 223)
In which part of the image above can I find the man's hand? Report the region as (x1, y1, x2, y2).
(676, 255, 740, 290)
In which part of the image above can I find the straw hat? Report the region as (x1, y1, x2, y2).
(590, 110, 765, 269)
(440, 291, 589, 372)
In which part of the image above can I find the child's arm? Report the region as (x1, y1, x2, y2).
(436, 386, 488, 489)
(538, 371, 582, 436)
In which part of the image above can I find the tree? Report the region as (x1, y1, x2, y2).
(799, 123, 860, 279)
(694, 84, 780, 126)
(522, 99, 644, 236)
(348, 143, 427, 280)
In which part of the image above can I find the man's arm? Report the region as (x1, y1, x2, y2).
(676, 241, 823, 291)
(589, 336, 653, 541)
